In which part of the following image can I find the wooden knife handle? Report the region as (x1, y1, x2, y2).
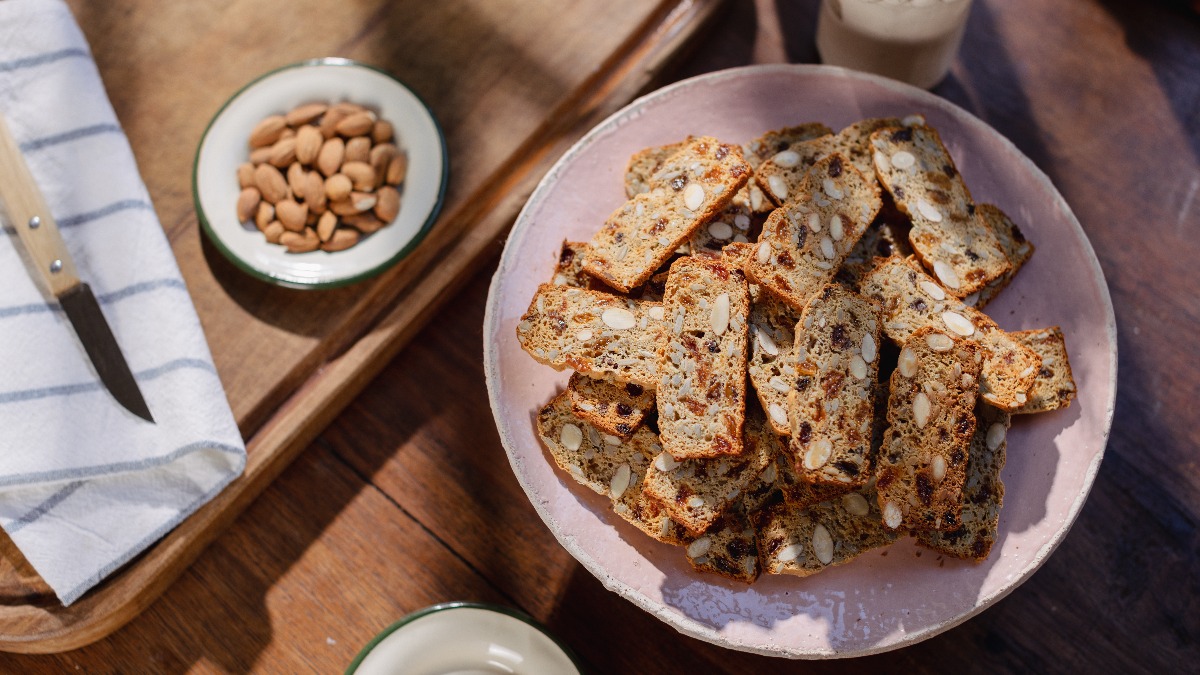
(0, 114, 80, 297)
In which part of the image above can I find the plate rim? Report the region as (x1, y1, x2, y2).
(484, 62, 1117, 658)
(343, 601, 585, 675)
(191, 57, 449, 290)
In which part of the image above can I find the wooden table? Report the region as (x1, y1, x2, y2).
(3, 0, 1198, 671)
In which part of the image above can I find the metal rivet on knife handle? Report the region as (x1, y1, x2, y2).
(28, 215, 40, 229)
(50, 259, 63, 273)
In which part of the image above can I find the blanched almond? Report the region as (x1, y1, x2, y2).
(325, 173, 353, 202)
(236, 187, 260, 223)
(295, 125, 323, 165)
(345, 136, 371, 163)
(321, 227, 360, 251)
(249, 115, 287, 148)
(254, 164, 288, 203)
(374, 186, 400, 222)
(276, 199, 308, 232)
(316, 137, 345, 177)
(267, 136, 297, 168)
(341, 161, 376, 191)
(285, 102, 327, 127)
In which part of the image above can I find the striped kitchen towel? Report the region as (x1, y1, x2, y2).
(0, 0, 245, 605)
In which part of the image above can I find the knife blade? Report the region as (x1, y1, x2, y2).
(0, 113, 154, 422)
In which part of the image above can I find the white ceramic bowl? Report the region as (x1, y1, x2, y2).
(484, 65, 1117, 658)
(193, 58, 447, 288)
(346, 603, 582, 675)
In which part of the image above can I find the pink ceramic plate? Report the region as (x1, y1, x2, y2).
(483, 65, 1116, 659)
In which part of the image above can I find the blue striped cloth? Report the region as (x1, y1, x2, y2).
(0, 0, 245, 605)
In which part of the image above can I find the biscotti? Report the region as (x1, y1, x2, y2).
(643, 407, 778, 534)
(875, 326, 980, 532)
(684, 504, 760, 583)
(583, 136, 751, 292)
(755, 116, 922, 207)
(516, 283, 662, 388)
(747, 286, 803, 435)
(552, 240, 605, 290)
(624, 141, 683, 198)
(688, 200, 753, 258)
(917, 403, 1009, 561)
(837, 197, 914, 290)
(859, 256, 1041, 411)
(1010, 326, 1077, 414)
(568, 372, 655, 439)
(758, 480, 899, 577)
(743, 122, 834, 212)
(972, 204, 1035, 309)
(789, 284, 883, 487)
(870, 124, 1010, 297)
(657, 256, 750, 459)
(745, 153, 882, 312)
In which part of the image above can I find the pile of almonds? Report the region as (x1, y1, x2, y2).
(235, 101, 407, 253)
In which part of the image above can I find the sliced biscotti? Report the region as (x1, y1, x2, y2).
(643, 407, 778, 534)
(551, 240, 604, 289)
(870, 125, 1010, 297)
(788, 285, 883, 487)
(755, 116, 922, 207)
(859, 256, 1041, 411)
(758, 480, 899, 577)
(837, 195, 915, 290)
(875, 326, 981, 532)
(684, 503, 761, 583)
(1010, 326, 1077, 414)
(568, 372, 655, 439)
(583, 136, 751, 292)
(745, 154, 882, 312)
(747, 286, 802, 435)
(688, 200, 754, 258)
(743, 122, 834, 213)
(777, 454, 855, 510)
(612, 468, 692, 546)
(624, 141, 684, 198)
(971, 204, 1035, 309)
(657, 256, 750, 459)
(516, 283, 662, 388)
(917, 403, 1009, 561)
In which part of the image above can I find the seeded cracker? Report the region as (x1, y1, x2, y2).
(859, 256, 1040, 410)
(876, 326, 980, 532)
(516, 283, 662, 388)
(745, 153, 882, 312)
(567, 372, 655, 439)
(536, 391, 688, 545)
(917, 403, 1009, 561)
(789, 285, 883, 488)
(755, 116, 923, 207)
(971, 204, 1036, 309)
(1010, 326, 1077, 414)
(870, 125, 1010, 297)
(758, 479, 898, 577)
(643, 407, 778, 535)
(657, 256, 750, 460)
(583, 136, 750, 293)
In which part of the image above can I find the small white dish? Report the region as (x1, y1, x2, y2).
(346, 602, 583, 675)
(193, 58, 447, 288)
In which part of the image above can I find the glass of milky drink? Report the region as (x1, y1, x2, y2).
(815, 0, 974, 89)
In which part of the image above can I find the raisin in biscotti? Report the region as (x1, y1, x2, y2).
(516, 283, 662, 388)
(643, 407, 778, 534)
(583, 136, 751, 292)
(657, 256, 750, 460)
(748, 286, 802, 435)
(837, 194, 915, 290)
(685, 502, 761, 583)
(777, 452, 855, 509)
(755, 116, 923, 207)
(568, 372, 655, 439)
(624, 142, 684, 198)
(745, 154, 882, 312)
(743, 122, 834, 213)
(860, 256, 1040, 411)
(1010, 326, 1077, 414)
(972, 204, 1036, 309)
(788, 285, 883, 487)
(536, 391, 688, 544)
(917, 403, 1009, 561)
(870, 125, 1010, 297)
(758, 480, 899, 577)
(875, 326, 981, 532)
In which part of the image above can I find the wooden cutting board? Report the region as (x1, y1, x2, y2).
(0, 0, 726, 653)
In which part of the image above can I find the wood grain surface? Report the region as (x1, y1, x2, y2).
(3, 0, 1199, 671)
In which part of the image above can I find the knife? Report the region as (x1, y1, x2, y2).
(0, 114, 154, 422)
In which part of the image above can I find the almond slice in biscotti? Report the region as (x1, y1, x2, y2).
(755, 116, 923, 208)
(875, 325, 981, 532)
(917, 403, 1009, 561)
(657, 256, 750, 460)
(859, 256, 1040, 411)
(758, 479, 899, 577)
(1010, 326, 1077, 414)
(747, 284, 802, 435)
(684, 499, 762, 583)
(643, 406, 778, 535)
(789, 284, 884, 488)
(837, 194, 914, 291)
(870, 124, 1010, 297)
(550, 240, 608, 290)
(970, 204, 1036, 309)
(583, 136, 751, 293)
(535, 391, 688, 545)
(515, 283, 662, 388)
(567, 372, 655, 439)
(776, 447, 855, 509)
(745, 153, 882, 313)
(624, 141, 684, 198)
(742, 122, 834, 213)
